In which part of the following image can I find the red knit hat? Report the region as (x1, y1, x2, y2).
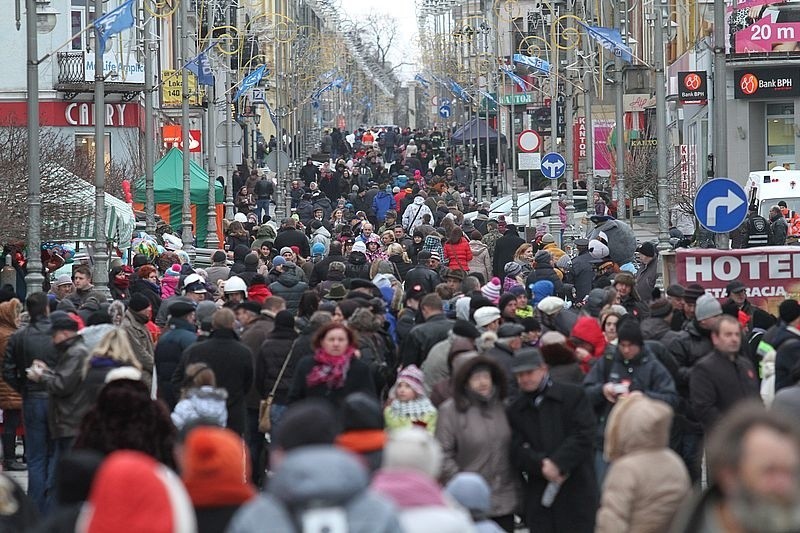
(181, 427, 256, 507)
(80, 450, 196, 533)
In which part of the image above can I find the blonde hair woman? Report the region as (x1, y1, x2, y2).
(380, 230, 396, 249)
(83, 329, 142, 403)
(387, 243, 413, 281)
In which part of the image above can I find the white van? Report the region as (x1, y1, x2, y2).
(746, 168, 800, 217)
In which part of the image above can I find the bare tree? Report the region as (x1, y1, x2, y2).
(0, 125, 133, 243)
(354, 14, 412, 75)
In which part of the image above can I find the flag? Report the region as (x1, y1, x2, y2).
(332, 77, 345, 88)
(501, 67, 528, 92)
(579, 23, 633, 63)
(94, 0, 136, 56)
(449, 79, 471, 101)
(512, 54, 551, 75)
(264, 101, 278, 127)
(233, 65, 267, 100)
(414, 74, 431, 88)
(186, 46, 215, 86)
(320, 68, 337, 80)
(344, 82, 352, 93)
(479, 90, 498, 104)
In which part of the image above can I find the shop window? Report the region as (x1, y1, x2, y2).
(75, 133, 111, 169)
(767, 102, 795, 169)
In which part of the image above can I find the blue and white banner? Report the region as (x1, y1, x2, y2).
(579, 23, 633, 63)
(186, 44, 215, 86)
(343, 82, 352, 93)
(264, 101, 278, 127)
(320, 68, 337, 80)
(449, 78, 471, 101)
(332, 77, 345, 88)
(414, 74, 432, 88)
(94, 0, 136, 56)
(479, 90, 498, 104)
(233, 65, 267, 101)
(512, 54, 551, 75)
(500, 67, 528, 92)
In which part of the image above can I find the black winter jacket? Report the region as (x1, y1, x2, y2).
(173, 329, 253, 436)
(256, 327, 299, 404)
(268, 265, 309, 316)
(288, 354, 376, 408)
(400, 314, 454, 368)
(689, 350, 760, 433)
(154, 318, 197, 409)
(3, 318, 57, 395)
(507, 381, 597, 533)
(403, 265, 441, 294)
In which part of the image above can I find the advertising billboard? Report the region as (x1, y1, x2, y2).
(729, 0, 800, 55)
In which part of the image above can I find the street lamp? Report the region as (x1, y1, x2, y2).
(23, 0, 59, 296)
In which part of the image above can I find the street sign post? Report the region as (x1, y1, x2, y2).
(540, 152, 566, 180)
(517, 129, 541, 153)
(693, 178, 748, 233)
(439, 105, 451, 119)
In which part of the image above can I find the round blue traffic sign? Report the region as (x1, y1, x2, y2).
(693, 178, 748, 234)
(541, 152, 566, 180)
(439, 105, 451, 119)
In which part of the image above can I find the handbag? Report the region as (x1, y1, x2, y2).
(258, 345, 294, 433)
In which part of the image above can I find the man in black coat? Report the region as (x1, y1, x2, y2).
(172, 308, 253, 436)
(690, 315, 760, 434)
(570, 239, 594, 301)
(403, 251, 441, 294)
(399, 294, 454, 368)
(507, 348, 597, 533)
(273, 218, 310, 258)
(492, 224, 525, 278)
(299, 158, 320, 187)
(309, 241, 347, 287)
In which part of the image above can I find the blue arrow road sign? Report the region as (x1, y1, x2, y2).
(694, 178, 748, 233)
(540, 152, 566, 179)
(439, 105, 451, 118)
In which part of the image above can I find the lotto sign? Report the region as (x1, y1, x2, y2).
(162, 125, 202, 152)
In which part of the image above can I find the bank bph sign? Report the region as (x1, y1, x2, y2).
(734, 67, 800, 99)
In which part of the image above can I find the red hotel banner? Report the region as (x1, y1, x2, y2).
(675, 247, 800, 315)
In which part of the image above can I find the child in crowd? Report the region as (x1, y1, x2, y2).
(384, 365, 437, 434)
(171, 363, 229, 431)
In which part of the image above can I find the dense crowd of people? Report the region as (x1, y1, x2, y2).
(0, 129, 798, 532)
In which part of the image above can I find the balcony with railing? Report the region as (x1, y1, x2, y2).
(55, 52, 143, 100)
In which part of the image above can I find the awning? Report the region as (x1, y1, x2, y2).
(42, 167, 136, 246)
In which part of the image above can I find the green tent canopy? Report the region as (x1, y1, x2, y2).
(133, 148, 224, 246)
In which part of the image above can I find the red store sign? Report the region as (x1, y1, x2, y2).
(0, 101, 142, 128)
(573, 116, 587, 165)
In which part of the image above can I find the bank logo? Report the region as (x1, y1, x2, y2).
(740, 73, 759, 95)
(684, 73, 702, 91)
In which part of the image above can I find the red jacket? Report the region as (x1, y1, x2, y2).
(443, 238, 473, 271)
(570, 316, 607, 373)
(247, 284, 272, 304)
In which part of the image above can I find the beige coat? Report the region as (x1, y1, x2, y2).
(596, 395, 690, 533)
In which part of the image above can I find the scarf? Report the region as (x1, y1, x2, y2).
(306, 347, 356, 389)
(336, 429, 387, 454)
(113, 277, 130, 290)
(389, 397, 437, 420)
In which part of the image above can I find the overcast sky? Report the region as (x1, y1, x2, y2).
(339, 0, 419, 79)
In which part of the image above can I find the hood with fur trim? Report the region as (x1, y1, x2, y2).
(604, 395, 673, 462)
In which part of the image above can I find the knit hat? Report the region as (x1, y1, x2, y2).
(649, 299, 673, 319)
(481, 277, 502, 303)
(274, 400, 341, 451)
(695, 294, 722, 322)
(394, 365, 426, 398)
(49, 311, 79, 333)
(504, 261, 523, 277)
(534, 250, 552, 265)
(779, 300, 800, 324)
(508, 285, 527, 297)
(54, 274, 74, 286)
(195, 301, 217, 330)
(165, 264, 181, 277)
(352, 241, 367, 253)
(540, 330, 567, 346)
(80, 450, 196, 533)
(473, 306, 501, 327)
(452, 319, 481, 339)
(537, 296, 565, 316)
(244, 253, 259, 267)
(636, 242, 656, 258)
(128, 293, 151, 312)
(311, 242, 325, 256)
(339, 392, 384, 431)
(382, 427, 443, 479)
(541, 233, 555, 244)
(272, 256, 286, 267)
(181, 427, 256, 507)
(585, 288, 609, 317)
(445, 472, 492, 515)
(279, 247, 293, 256)
(616, 318, 644, 346)
(212, 250, 227, 263)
